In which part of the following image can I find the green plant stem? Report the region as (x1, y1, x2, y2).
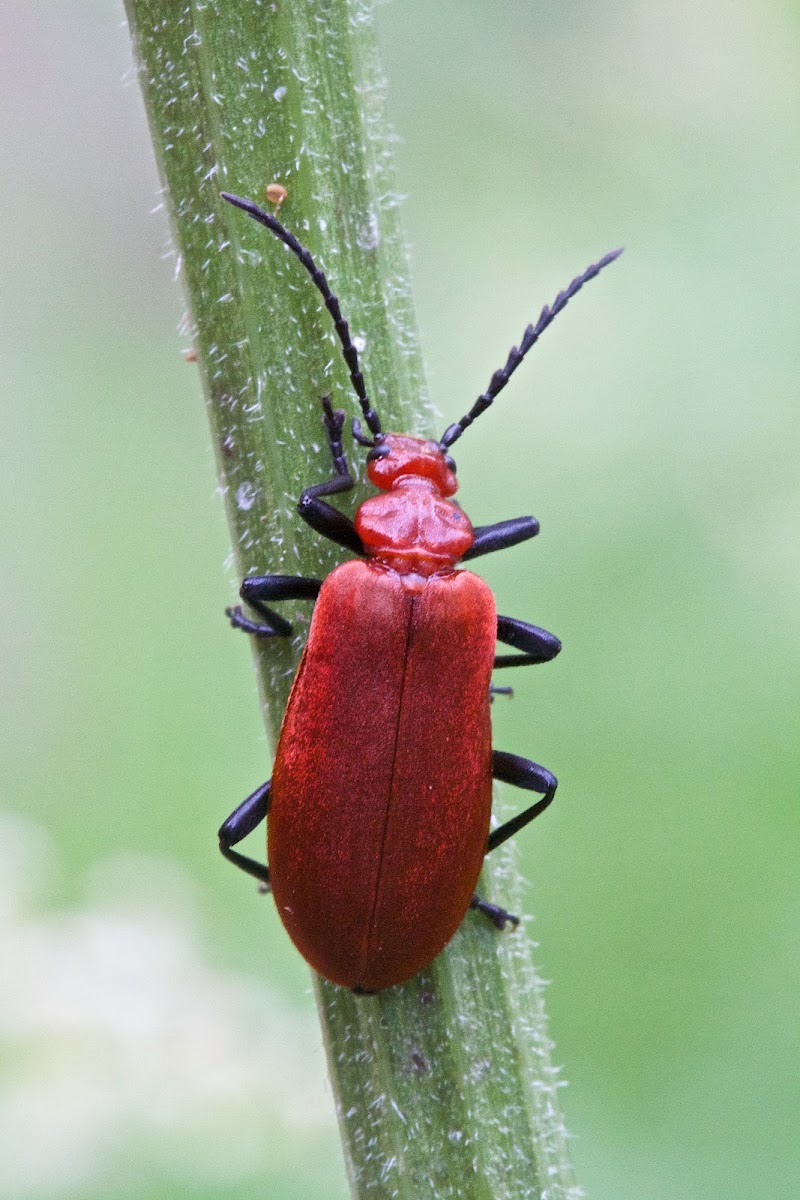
(125, 2, 580, 1196)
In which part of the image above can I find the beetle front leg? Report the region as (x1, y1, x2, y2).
(494, 614, 561, 669)
(227, 574, 322, 637)
(461, 514, 540, 561)
(297, 395, 365, 556)
(487, 750, 557, 852)
(218, 780, 272, 888)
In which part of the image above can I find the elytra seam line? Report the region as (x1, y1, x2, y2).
(358, 592, 418, 986)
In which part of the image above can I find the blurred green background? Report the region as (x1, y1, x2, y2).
(2, 1, 798, 1197)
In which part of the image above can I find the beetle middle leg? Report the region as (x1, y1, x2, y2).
(218, 780, 272, 887)
(494, 614, 561, 669)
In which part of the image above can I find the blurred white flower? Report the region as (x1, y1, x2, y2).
(0, 814, 336, 1197)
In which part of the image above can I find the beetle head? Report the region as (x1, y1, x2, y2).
(366, 435, 458, 496)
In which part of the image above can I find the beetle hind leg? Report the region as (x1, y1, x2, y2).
(488, 751, 557, 853)
(470, 894, 519, 930)
(218, 780, 272, 889)
(470, 753, 557, 930)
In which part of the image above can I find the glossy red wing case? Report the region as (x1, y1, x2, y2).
(268, 558, 497, 991)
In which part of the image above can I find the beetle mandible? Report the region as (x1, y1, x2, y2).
(218, 191, 621, 993)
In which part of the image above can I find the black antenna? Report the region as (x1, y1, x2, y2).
(440, 247, 623, 450)
(221, 192, 382, 440)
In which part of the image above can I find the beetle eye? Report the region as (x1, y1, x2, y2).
(444, 454, 457, 473)
(367, 443, 391, 461)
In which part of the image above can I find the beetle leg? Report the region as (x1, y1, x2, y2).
(298, 493, 364, 556)
(494, 615, 561, 668)
(227, 575, 322, 637)
(461, 515, 539, 561)
(487, 751, 557, 852)
(469, 894, 519, 929)
(297, 396, 365, 556)
(218, 780, 272, 888)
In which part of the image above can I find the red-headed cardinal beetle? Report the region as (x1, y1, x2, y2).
(218, 191, 621, 993)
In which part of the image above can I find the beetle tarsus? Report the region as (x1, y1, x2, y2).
(320, 394, 350, 480)
(470, 894, 520, 930)
(227, 604, 287, 637)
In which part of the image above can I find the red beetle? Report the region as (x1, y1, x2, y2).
(218, 192, 620, 992)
